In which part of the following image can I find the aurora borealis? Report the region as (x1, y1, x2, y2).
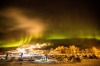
(0, 0, 100, 48)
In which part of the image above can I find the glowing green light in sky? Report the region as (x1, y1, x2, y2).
(0, 35, 33, 48)
(47, 33, 70, 39)
(46, 32, 100, 40)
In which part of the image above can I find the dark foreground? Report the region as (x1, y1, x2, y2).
(0, 59, 100, 66)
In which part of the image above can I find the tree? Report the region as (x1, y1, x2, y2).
(92, 47, 98, 55)
(69, 45, 77, 54)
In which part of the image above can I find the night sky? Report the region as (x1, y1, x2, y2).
(0, 0, 100, 48)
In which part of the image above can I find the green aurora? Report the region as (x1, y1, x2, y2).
(0, 0, 100, 48)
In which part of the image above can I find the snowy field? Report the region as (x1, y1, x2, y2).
(0, 59, 100, 66)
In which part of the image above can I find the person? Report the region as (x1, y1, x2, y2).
(45, 54, 48, 61)
(6, 52, 8, 60)
(21, 53, 23, 59)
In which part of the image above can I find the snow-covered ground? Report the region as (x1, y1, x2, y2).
(0, 59, 100, 66)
